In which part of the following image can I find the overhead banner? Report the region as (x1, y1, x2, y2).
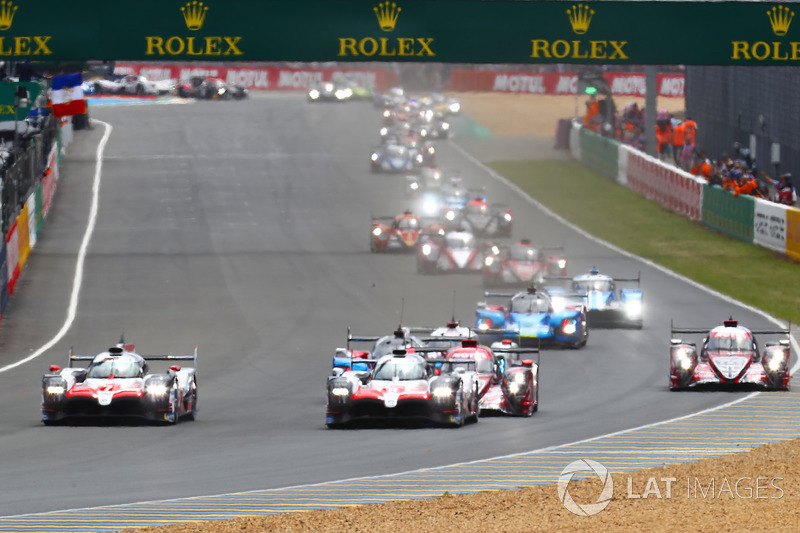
(2, 1, 800, 65)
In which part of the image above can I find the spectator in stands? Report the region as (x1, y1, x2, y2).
(733, 168, 760, 197)
(683, 116, 697, 147)
(690, 150, 712, 181)
(15, 60, 41, 82)
(760, 170, 797, 206)
(671, 120, 685, 167)
(583, 94, 601, 133)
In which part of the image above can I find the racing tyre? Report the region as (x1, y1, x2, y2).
(184, 378, 198, 421)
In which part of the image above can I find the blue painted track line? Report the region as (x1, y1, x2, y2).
(2, 382, 799, 532)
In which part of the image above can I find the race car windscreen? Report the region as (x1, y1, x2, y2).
(87, 359, 143, 379)
(510, 245, 539, 261)
(707, 334, 755, 352)
(510, 295, 551, 314)
(372, 337, 421, 359)
(397, 217, 419, 229)
(446, 232, 474, 249)
(574, 279, 614, 292)
(373, 360, 427, 380)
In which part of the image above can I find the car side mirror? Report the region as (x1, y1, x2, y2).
(332, 367, 344, 377)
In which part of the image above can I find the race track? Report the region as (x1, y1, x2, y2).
(0, 93, 768, 517)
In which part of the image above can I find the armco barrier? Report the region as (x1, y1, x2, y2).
(579, 129, 620, 181)
(626, 149, 704, 220)
(701, 185, 754, 242)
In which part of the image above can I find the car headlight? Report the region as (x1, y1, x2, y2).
(46, 385, 65, 395)
(409, 181, 419, 190)
(421, 243, 433, 256)
(371, 153, 379, 162)
(484, 256, 494, 266)
(372, 227, 383, 237)
(416, 154, 423, 163)
(331, 387, 350, 396)
(445, 210, 456, 221)
(768, 352, 785, 372)
(625, 300, 643, 318)
(309, 89, 320, 99)
(508, 382, 520, 394)
(146, 383, 169, 397)
(449, 102, 461, 113)
(433, 387, 453, 398)
(557, 259, 567, 269)
(420, 129, 428, 137)
(441, 122, 450, 130)
(503, 212, 513, 222)
(673, 348, 693, 370)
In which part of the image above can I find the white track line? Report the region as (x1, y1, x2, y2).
(0, 120, 111, 374)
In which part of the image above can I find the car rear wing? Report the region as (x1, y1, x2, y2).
(670, 319, 791, 340)
(68, 345, 198, 369)
(613, 272, 641, 286)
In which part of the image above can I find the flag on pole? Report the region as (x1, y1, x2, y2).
(51, 73, 86, 117)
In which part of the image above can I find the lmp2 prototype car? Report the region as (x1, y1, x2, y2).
(450, 195, 513, 238)
(483, 240, 567, 288)
(416, 227, 491, 274)
(669, 319, 791, 390)
(41, 341, 198, 425)
(431, 338, 540, 416)
(326, 350, 480, 428)
(370, 211, 425, 252)
(546, 268, 643, 329)
(370, 141, 424, 173)
(476, 286, 588, 348)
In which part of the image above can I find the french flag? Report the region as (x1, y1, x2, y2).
(52, 73, 86, 117)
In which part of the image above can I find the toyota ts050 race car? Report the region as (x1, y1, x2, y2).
(669, 319, 791, 390)
(416, 227, 491, 274)
(370, 211, 425, 252)
(546, 268, 643, 329)
(483, 240, 567, 288)
(326, 350, 480, 428)
(477, 286, 588, 348)
(41, 341, 198, 425)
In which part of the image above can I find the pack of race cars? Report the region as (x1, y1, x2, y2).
(39, 85, 793, 429)
(323, 85, 794, 429)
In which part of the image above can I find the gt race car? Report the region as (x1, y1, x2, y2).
(416, 228, 491, 274)
(477, 286, 588, 348)
(483, 240, 567, 288)
(669, 319, 791, 390)
(546, 268, 643, 328)
(41, 341, 198, 425)
(326, 350, 480, 428)
(370, 211, 425, 252)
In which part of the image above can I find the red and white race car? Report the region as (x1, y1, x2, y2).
(370, 211, 424, 252)
(483, 239, 567, 287)
(669, 319, 791, 390)
(326, 350, 480, 428)
(416, 227, 491, 274)
(428, 338, 540, 416)
(41, 340, 198, 424)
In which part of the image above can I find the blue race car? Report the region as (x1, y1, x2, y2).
(546, 268, 643, 329)
(370, 141, 423, 174)
(476, 287, 588, 348)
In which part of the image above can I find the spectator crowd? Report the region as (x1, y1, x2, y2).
(583, 96, 796, 207)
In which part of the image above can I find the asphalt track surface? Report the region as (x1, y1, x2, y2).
(0, 93, 770, 517)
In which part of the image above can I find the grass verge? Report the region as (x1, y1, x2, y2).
(490, 159, 800, 324)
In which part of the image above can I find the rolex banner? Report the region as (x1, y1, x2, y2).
(51, 73, 86, 118)
(0, 81, 43, 126)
